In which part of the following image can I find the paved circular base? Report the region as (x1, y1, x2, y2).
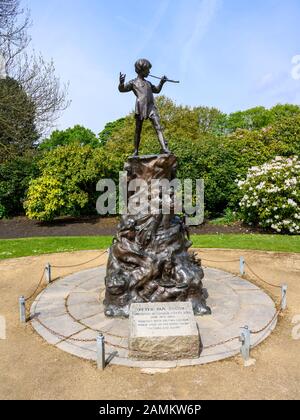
(31, 267, 277, 368)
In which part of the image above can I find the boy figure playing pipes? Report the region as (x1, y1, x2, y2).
(119, 58, 171, 156)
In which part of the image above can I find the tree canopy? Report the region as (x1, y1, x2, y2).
(39, 125, 100, 151)
(0, 76, 38, 161)
(0, 0, 69, 138)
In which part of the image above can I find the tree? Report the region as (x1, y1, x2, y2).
(223, 104, 300, 134)
(39, 125, 100, 151)
(0, 0, 30, 69)
(226, 106, 270, 132)
(0, 0, 69, 138)
(10, 53, 70, 135)
(269, 104, 300, 123)
(0, 151, 39, 217)
(197, 106, 227, 135)
(102, 100, 300, 216)
(0, 76, 38, 161)
(99, 118, 126, 145)
(102, 96, 226, 148)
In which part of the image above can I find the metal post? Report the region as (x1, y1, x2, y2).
(281, 285, 288, 311)
(97, 333, 106, 370)
(240, 326, 251, 362)
(45, 263, 51, 284)
(19, 296, 26, 323)
(240, 257, 245, 276)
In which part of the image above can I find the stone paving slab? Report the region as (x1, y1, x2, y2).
(38, 313, 86, 338)
(56, 340, 97, 360)
(235, 305, 276, 330)
(67, 302, 100, 321)
(238, 289, 275, 306)
(80, 313, 115, 331)
(225, 276, 260, 291)
(31, 320, 62, 345)
(31, 266, 278, 368)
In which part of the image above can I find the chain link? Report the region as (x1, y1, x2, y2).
(24, 250, 108, 303)
(250, 299, 283, 335)
(202, 335, 240, 350)
(51, 250, 108, 269)
(34, 317, 132, 351)
(35, 317, 97, 342)
(65, 293, 127, 340)
(28, 251, 284, 356)
(244, 262, 282, 289)
(25, 268, 46, 303)
(35, 308, 243, 354)
(201, 258, 240, 264)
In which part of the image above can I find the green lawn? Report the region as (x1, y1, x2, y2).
(0, 236, 113, 260)
(191, 234, 299, 253)
(0, 234, 299, 260)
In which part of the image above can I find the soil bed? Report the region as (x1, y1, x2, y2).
(0, 216, 265, 239)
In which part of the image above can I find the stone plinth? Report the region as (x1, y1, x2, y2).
(129, 302, 200, 360)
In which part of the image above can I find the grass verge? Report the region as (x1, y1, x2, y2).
(0, 234, 299, 260)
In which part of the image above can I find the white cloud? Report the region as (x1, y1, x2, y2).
(254, 68, 300, 107)
(180, 0, 222, 74)
(134, 0, 171, 56)
(291, 54, 300, 81)
(257, 73, 274, 90)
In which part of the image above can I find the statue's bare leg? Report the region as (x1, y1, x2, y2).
(150, 113, 171, 154)
(134, 116, 143, 156)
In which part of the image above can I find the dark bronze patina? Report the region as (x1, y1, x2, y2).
(103, 61, 210, 318)
(104, 154, 211, 318)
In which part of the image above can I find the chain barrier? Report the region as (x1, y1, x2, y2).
(22, 250, 108, 303)
(35, 316, 134, 353)
(35, 317, 97, 342)
(199, 255, 284, 338)
(250, 299, 283, 336)
(244, 262, 282, 289)
(65, 293, 128, 341)
(21, 250, 108, 320)
(23, 250, 285, 358)
(38, 292, 244, 353)
(51, 250, 108, 269)
(202, 335, 240, 350)
(198, 252, 282, 290)
(35, 310, 280, 355)
(201, 258, 240, 264)
(24, 268, 46, 303)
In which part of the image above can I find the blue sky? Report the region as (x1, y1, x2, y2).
(27, 0, 300, 134)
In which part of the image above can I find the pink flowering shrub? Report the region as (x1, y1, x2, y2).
(237, 156, 300, 234)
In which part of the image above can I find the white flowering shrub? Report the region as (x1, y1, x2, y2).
(237, 156, 300, 234)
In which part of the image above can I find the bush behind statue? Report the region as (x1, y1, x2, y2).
(25, 143, 106, 221)
(103, 102, 300, 216)
(22, 100, 300, 222)
(237, 156, 300, 234)
(0, 153, 40, 218)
